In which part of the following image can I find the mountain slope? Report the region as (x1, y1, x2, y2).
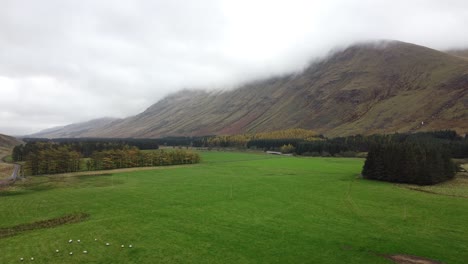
(447, 49, 468, 60)
(32, 40, 468, 138)
(0, 134, 23, 149)
(30, 117, 121, 138)
(0, 134, 23, 160)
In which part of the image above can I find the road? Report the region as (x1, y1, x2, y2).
(8, 164, 20, 180)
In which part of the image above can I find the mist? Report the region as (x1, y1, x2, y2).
(1, 0, 468, 135)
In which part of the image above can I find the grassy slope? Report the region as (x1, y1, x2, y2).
(0, 152, 467, 263)
(0, 134, 23, 179)
(0, 134, 23, 149)
(447, 49, 468, 61)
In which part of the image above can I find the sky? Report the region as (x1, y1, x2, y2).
(1, 0, 468, 136)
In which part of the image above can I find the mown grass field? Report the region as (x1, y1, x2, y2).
(0, 152, 467, 263)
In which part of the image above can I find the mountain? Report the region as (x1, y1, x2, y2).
(29, 117, 121, 138)
(31, 40, 468, 138)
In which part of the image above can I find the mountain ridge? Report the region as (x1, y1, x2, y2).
(30, 40, 468, 138)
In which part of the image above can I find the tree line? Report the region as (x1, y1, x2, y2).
(17, 130, 467, 159)
(88, 148, 200, 171)
(13, 141, 137, 161)
(204, 128, 322, 148)
(290, 131, 468, 158)
(21, 143, 82, 175)
(15, 141, 199, 176)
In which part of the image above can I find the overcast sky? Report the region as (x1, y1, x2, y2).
(1, 0, 468, 135)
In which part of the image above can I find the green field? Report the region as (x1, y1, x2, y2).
(0, 152, 467, 263)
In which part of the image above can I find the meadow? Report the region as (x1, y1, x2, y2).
(0, 151, 467, 263)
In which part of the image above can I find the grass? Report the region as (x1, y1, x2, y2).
(0, 146, 14, 180)
(398, 172, 468, 198)
(0, 151, 467, 263)
(0, 162, 14, 180)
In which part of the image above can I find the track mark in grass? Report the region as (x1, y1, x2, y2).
(386, 254, 444, 264)
(76, 173, 112, 178)
(0, 190, 27, 197)
(405, 187, 468, 198)
(0, 212, 90, 239)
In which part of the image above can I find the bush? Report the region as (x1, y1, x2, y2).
(280, 144, 296, 154)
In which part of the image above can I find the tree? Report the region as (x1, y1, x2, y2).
(362, 142, 455, 185)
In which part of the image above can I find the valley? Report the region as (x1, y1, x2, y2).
(0, 151, 467, 263)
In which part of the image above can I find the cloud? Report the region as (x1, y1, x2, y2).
(1, 0, 468, 135)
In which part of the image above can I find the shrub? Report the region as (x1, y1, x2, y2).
(280, 144, 296, 154)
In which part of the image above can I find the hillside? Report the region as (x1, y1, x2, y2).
(32, 40, 468, 138)
(29, 117, 121, 138)
(447, 49, 468, 60)
(0, 134, 23, 163)
(0, 134, 23, 149)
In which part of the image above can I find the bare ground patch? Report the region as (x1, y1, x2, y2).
(0, 212, 89, 239)
(398, 171, 468, 199)
(386, 254, 444, 264)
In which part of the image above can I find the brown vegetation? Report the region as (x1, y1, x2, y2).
(386, 254, 444, 264)
(206, 128, 320, 148)
(0, 213, 89, 239)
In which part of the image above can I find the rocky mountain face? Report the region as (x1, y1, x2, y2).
(31, 41, 468, 138)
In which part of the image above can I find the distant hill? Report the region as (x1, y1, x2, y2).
(31, 40, 468, 138)
(30, 117, 121, 138)
(0, 134, 23, 160)
(447, 49, 468, 60)
(0, 134, 23, 149)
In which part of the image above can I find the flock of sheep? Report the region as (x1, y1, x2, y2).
(19, 238, 133, 261)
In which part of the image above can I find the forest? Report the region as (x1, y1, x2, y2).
(250, 130, 468, 159)
(12, 141, 199, 176)
(12, 130, 467, 183)
(362, 142, 456, 185)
